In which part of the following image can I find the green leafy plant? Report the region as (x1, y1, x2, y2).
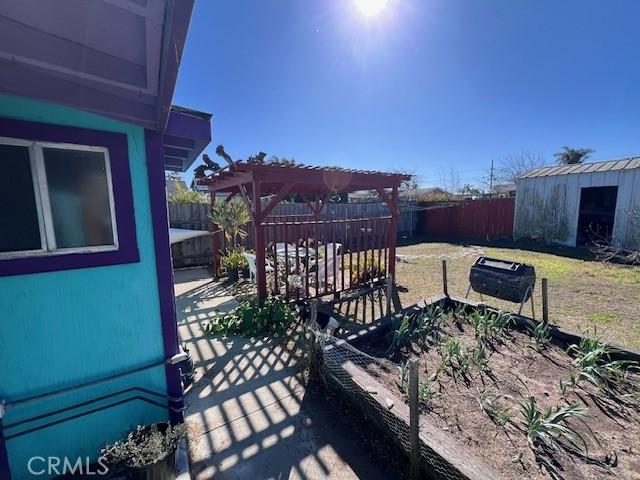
(479, 386, 512, 427)
(166, 174, 207, 204)
(386, 314, 414, 356)
(451, 303, 467, 328)
(204, 295, 296, 337)
(519, 397, 594, 454)
(412, 304, 443, 347)
(221, 249, 249, 270)
(397, 362, 438, 410)
(566, 330, 639, 396)
(441, 337, 470, 380)
(470, 310, 513, 343)
(472, 340, 490, 373)
(209, 200, 251, 248)
(528, 321, 552, 350)
(489, 310, 513, 337)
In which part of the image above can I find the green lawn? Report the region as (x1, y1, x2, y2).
(395, 242, 640, 349)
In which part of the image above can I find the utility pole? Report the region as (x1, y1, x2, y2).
(488, 159, 495, 198)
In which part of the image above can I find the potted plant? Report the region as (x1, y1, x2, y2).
(221, 250, 247, 282)
(209, 200, 250, 249)
(102, 422, 187, 480)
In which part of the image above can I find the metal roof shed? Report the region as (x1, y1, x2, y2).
(514, 158, 640, 249)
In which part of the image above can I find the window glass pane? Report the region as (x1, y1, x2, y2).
(43, 147, 115, 249)
(0, 144, 42, 252)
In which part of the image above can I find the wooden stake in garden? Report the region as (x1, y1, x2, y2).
(408, 358, 420, 480)
(442, 259, 449, 297)
(541, 278, 549, 325)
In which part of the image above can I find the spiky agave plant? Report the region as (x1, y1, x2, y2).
(519, 397, 594, 454)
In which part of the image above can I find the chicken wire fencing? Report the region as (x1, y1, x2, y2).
(314, 332, 495, 480)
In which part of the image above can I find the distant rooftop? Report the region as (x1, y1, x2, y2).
(520, 157, 640, 179)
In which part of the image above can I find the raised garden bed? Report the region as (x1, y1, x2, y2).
(322, 296, 640, 480)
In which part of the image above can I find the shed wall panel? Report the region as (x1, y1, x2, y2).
(515, 167, 638, 249)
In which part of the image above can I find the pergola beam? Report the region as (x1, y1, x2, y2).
(237, 183, 255, 220)
(257, 183, 294, 224)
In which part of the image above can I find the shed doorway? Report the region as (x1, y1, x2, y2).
(576, 186, 618, 245)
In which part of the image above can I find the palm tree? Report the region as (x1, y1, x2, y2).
(553, 147, 594, 165)
(209, 200, 251, 248)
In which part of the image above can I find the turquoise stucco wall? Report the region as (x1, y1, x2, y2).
(0, 94, 169, 479)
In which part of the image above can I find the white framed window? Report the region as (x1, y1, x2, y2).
(0, 136, 119, 258)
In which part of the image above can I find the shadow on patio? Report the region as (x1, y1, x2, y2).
(174, 268, 402, 480)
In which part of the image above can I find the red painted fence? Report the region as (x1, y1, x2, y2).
(419, 197, 515, 240)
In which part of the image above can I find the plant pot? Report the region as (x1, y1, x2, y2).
(241, 267, 250, 279)
(126, 449, 176, 480)
(227, 268, 239, 282)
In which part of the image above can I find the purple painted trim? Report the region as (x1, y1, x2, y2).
(144, 130, 183, 423)
(0, 418, 10, 480)
(0, 117, 139, 277)
(163, 107, 212, 172)
(166, 108, 212, 142)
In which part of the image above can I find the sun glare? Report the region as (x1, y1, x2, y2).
(354, 0, 389, 17)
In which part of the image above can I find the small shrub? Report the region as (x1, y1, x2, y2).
(204, 296, 296, 337)
(102, 423, 187, 468)
(221, 249, 249, 270)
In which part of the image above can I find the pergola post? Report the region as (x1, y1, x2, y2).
(388, 186, 399, 278)
(252, 179, 268, 300)
(210, 193, 219, 278)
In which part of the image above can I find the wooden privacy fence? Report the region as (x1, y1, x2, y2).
(169, 201, 417, 269)
(419, 197, 515, 241)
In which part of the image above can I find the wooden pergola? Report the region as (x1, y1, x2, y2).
(198, 160, 410, 301)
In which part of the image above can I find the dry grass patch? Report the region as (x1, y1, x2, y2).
(395, 242, 640, 349)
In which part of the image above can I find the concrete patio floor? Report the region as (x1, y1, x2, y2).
(174, 268, 403, 480)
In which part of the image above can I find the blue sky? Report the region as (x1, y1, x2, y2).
(174, 0, 640, 188)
